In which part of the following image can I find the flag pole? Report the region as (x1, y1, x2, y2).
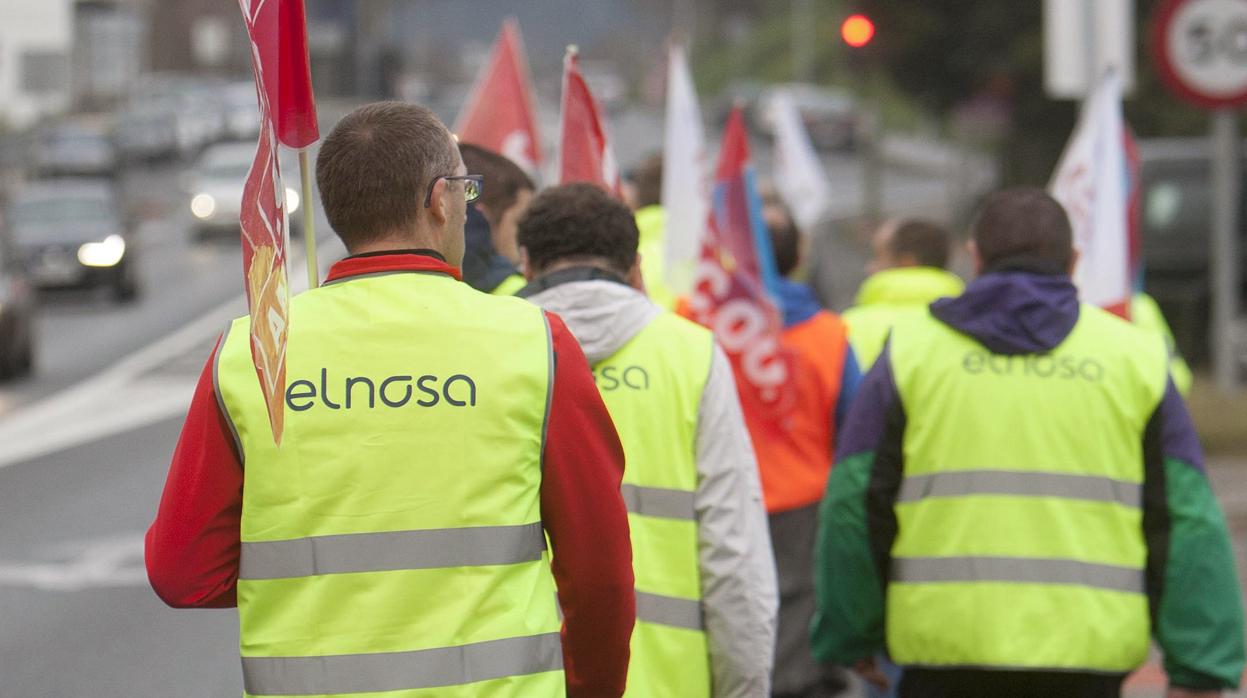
(299, 150, 318, 287)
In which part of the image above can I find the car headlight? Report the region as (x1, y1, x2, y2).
(78, 235, 127, 268)
(191, 193, 217, 219)
(285, 186, 300, 214)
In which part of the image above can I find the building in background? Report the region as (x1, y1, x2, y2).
(148, 0, 248, 77)
(73, 0, 149, 111)
(0, 0, 73, 129)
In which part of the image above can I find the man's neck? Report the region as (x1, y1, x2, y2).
(348, 234, 442, 258)
(536, 257, 617, 277)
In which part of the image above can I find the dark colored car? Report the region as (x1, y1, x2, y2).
(6, 180, 140, 303)
(0, 234, 37, 379)
(1138, 138, 1247, 366)
(115, 104, 180, 163)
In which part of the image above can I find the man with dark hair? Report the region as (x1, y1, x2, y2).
(147, 103, 637, 698)
(517, 182, 779, 697)
(755, 198, 860, 698)
(629, 153, 677, 308)
(843, 218, 964, 369)
(459, 142, 534, 295)
(970, 187, 1073, 270)
(814, 187, 1244, 698)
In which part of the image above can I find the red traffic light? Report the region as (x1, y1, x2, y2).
(841, 14, 875, 48)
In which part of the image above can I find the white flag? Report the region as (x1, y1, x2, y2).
(1048, 71, 1130, 316)
(770, 90, 833, 231)
(660, 43, 708, 297)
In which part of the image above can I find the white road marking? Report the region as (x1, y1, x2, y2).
(0, 533, 146, 592)
(0, 234, 341, 469)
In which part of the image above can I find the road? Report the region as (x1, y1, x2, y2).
(0, 151, 346, 695)
(0, 124, 1238, 696)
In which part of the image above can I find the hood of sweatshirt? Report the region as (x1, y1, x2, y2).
(521, 268, 661, 364)
(929, 270, 1081, 355)
(775, 278, 824, 328)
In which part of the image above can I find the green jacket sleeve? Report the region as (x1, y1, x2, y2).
(812, 345, 904, 664)
(1144, 380, 1246, 689)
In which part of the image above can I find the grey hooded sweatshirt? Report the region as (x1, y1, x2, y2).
(524, 272, 779, 698)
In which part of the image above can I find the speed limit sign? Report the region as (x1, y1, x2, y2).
(1153, 0, 1247, 109)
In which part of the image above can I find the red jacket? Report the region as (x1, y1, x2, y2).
(145, 251, 635, 698)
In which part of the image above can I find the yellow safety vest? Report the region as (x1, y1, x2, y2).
(216, 270, 564, 698)
(591, 311, 713, 697)
(885, 303, 1168, 673)
(635, 205, 677, 310)
(843, 267, 965, 370)
(492, 273, 527, 297)
(1131, 292, 1192, 396)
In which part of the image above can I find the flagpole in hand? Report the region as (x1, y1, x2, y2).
(299, 150, 317, 287)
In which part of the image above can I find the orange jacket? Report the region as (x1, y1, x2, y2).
(745, 311, 848, 513)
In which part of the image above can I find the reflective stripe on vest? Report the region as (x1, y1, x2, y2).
(892, 556, 1145, 594)
(243, 633, 563, 696)
(636, 590, 704, 630)
(885, 303, 1168, 673)
(897, 469, 1142, 508)
(622, 484, 696, 520)
(239, 522, 546, 579)
(216, 271, 563, 698)
(590, 311, 713, 698)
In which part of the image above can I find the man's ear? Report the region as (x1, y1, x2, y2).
(627, 254, 646, 292)
(1067, 247, 1080, 276)
(519, 247, 534, 280)
(968, 239, 983, 276)
(428, 179, 449, 226)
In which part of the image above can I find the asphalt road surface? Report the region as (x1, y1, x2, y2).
(0, 153, 343, 696)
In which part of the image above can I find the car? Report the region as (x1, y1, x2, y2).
(754, 83, 859, 152)
(171, 85, 228, 159)
(30, 123, 118, 178)
(115, 103, 180, 162)
(185, 141, 303, 240)
(120, 75, 229, 162)
(6, 180, 140, 303)
(221, 82, 262, 141)
(1138, 138, 1247, 366)
(0, 231, 37, 380)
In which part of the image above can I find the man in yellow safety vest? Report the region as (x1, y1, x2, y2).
(517, 182, 778, 697)
(814, 188, 1244, 698)
(147, 102, 637, 698)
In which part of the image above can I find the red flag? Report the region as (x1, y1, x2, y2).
(1123, 124, 1142, 286)
(558, 48, 620, 194)
(455, 19, 543, 173)
(238, 121, 289, 444)
(237, 0, 320, 443)
(689, 107, 794, 425)
(240, 0, 319, 149)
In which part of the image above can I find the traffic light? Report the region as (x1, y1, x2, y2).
(841, 14, 875, 48)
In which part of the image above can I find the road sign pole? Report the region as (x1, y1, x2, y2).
(1211, 110, 1241, 392)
